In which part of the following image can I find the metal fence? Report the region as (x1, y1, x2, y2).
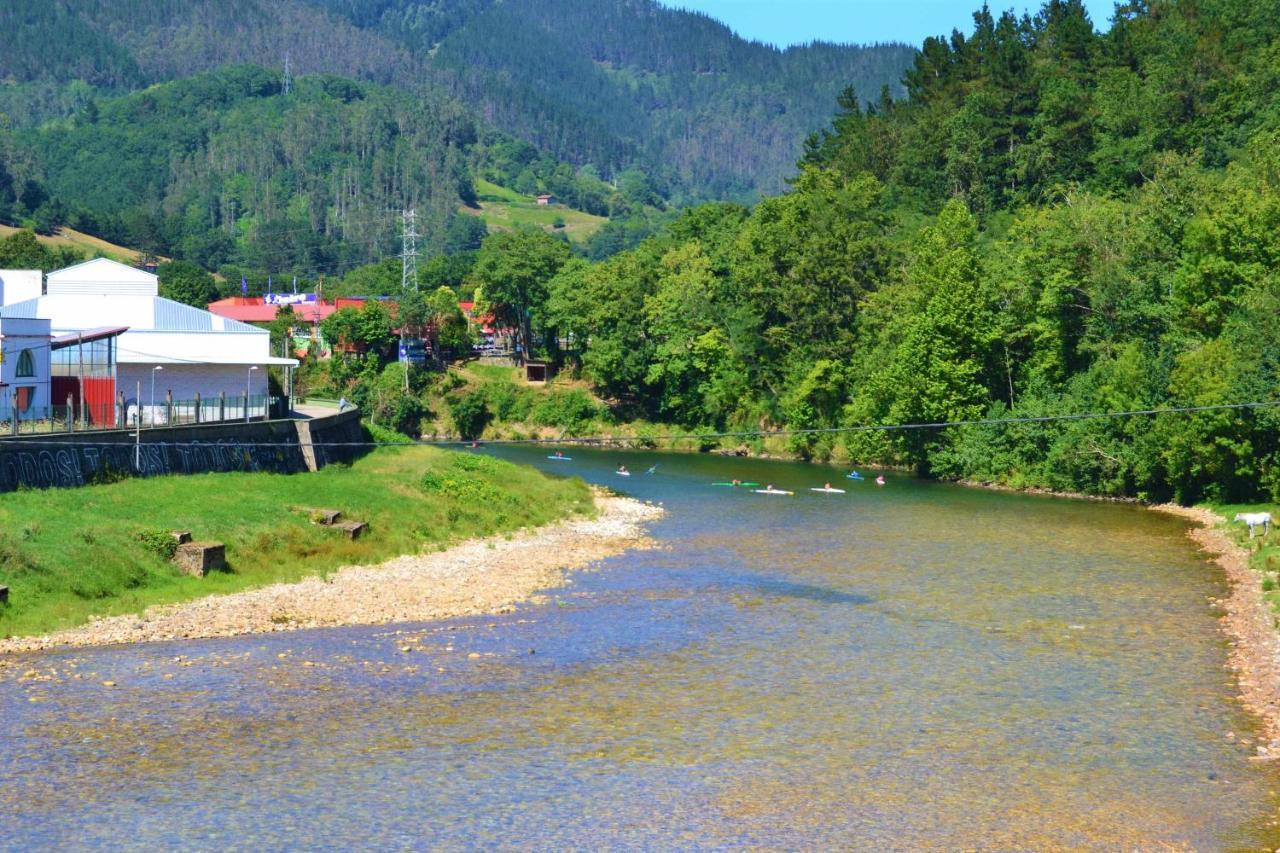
(0, 395, 286, 436)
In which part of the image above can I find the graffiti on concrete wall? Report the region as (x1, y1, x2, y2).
(0, 410, 364, 493)
(0, 430, 334, 492)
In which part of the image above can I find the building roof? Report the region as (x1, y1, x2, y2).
(0, 294, 261, 334)
(208, 296, 339, 324)
(50, 326, 129, 350)
(46, 257, 158, 297)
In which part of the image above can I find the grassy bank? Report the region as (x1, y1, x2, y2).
(0, 446, 593, 639)
(1211, 503, 1280, 615)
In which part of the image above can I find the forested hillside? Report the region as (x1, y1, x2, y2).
(0, 0, 914, 202)
(0, 64, 672, 285)
(454, 0, 1280, 504)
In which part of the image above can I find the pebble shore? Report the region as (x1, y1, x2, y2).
(1153, 504, 1280, 760)
(0, 492, 663, 654)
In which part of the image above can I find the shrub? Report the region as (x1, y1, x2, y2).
(485, 382, 534, 422)
(530, 389, 600, 431)
(419, 471, 513, 505)
(134, 529, 178, 561)
(449, 453, 505, 475)
(448, 392, 491, 439)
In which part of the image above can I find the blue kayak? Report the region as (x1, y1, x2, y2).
(846, 472, 864, 480)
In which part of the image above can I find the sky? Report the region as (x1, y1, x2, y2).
(663, 0, 1116, 48)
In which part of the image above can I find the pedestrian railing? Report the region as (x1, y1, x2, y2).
(0, 395, 286, 436)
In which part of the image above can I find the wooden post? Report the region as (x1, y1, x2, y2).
(194, 392, 202, 424)
(166, 389, 173, 425)
(219, 391, 226, 422)
(117, 391, 125, 428)
(66, 393, 74, 432)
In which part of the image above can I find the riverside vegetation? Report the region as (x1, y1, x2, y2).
(5, 0, 1280, 509)
(377, 0, 1279, 507)
(0, 445, 593, 639)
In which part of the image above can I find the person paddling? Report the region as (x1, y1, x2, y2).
(875, 475, 886, 486)
(617, 465, 629, 475)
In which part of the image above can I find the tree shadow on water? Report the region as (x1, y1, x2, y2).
(729, 576, 873, 606)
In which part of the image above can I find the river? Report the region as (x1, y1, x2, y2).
(1, 448, 1277, 849)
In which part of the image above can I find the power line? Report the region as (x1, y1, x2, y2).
(2, 400, 1277, 449)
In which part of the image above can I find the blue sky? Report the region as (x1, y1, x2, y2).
(663, 0, 1116, 48)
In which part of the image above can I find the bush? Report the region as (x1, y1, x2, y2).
(419, 471, 512, 505)
(485, 382, 534, 422)
(449, 453, 506, 475)
(530, 388, 600, 431)
(448, 392, 491, 439)
(135, 529, 178, 561)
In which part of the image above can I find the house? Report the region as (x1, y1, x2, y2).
(0, 258, 297, 425)
(536, 193, 555, 206)
(0, 315, 54, 419)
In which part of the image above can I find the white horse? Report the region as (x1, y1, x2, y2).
(1234, 512, 1273, 538)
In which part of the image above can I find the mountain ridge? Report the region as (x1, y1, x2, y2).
(0, 0, 915, 201)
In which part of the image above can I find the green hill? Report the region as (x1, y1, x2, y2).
(466, 180, 608, 245)
(0, 0, 915, 203)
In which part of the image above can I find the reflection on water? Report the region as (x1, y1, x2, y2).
(2, 448, 1278, 849)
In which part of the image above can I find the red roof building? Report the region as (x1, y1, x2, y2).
(207, 296, 339, 325)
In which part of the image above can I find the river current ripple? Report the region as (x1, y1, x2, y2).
(2, 448, 1277, 849)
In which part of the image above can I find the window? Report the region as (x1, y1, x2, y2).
(15, 348, 34, 378)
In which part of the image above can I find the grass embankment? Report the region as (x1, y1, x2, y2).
(1210, 502, 1280, 614)
(463, 179, 607, 245)
(0, 223, 162, 264)
(0, 446, 593, 639)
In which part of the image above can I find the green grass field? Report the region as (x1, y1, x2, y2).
(465, 180, 608, 244)
(0, 446, 593, 638)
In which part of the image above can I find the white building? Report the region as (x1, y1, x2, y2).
(0, 316, 53, 417)
(0, 258, 297, 424)
(0, 269, 41, 307)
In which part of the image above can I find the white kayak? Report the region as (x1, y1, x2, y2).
(617, 471, 631, 476)
(810, 487, 846, 493)
(754, 488, 795, 496)
(547, 455, 572, 461)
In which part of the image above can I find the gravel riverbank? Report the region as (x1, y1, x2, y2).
(0, 492, 663, 654)
(1153, 503, 1280, 759)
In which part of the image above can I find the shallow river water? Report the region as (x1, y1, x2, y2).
(2, 449, 1279, 849)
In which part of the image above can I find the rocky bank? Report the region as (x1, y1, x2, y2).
(0, 493, 663, 654)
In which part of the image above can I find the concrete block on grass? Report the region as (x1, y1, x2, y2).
(171, 531, 192, 545)
(174, 542, 226, 577)
(335, 521, 368, 540)
(0, 585, 8, 605)
(306, 508, 344, 526)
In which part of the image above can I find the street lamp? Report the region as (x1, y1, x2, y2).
(246, 365, 258, 422)
(150, 366, 163, 427)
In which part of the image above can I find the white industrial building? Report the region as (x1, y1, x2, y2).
(0, 258, 296, 425)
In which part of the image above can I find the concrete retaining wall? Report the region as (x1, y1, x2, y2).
(0, 408, 365, 493)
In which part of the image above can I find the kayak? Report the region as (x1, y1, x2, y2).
(712, 482, 760, 487)
(754, 488, 795, 496)
(617, 471, 631, 476)
(810, 487, 846, 494)
(547, 455, 572, 461)
(846, 472, 864, 480)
